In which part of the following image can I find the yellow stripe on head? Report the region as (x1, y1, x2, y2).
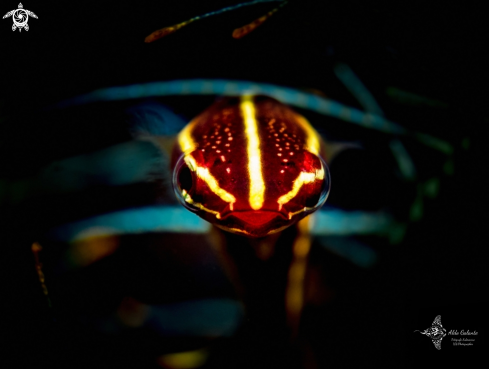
(184, 155, 236, 206)
(182, 190, 222, 219)
(277, 165, 325, 207)
(177, 119, 198, 154)
(293, 114, 321, 155)
(241, 95, 265, 210)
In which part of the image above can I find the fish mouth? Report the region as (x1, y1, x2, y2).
(229, 210, 284, 226)
(216, 210, 291, 238)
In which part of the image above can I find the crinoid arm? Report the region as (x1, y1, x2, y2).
(27, 10, 38, 18)
(232, 0, 288, 39)
(3, 10, 13, 18)
(145, 19, 195, 43)
(31, 242, 52, 308)
(145, 0, 287, 43)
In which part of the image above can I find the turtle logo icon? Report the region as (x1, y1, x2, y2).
(3, 3, 38, 32)
(414, 315, 447, 350)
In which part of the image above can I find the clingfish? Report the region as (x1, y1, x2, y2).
(171, 95, 331, 238)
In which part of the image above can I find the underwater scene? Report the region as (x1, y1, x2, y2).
(1, 1, 485, 368)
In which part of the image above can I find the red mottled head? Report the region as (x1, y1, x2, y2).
(172, 95, 330, 237)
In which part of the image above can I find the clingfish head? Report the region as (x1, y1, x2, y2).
(172, 95, 331, 238)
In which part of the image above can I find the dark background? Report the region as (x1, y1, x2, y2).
(0, 1, 486, 368)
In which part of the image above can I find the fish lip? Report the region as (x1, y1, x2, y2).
(220, 210, 288, 223)
(215, 210, 292, 237)
(214, 223, 290, 238)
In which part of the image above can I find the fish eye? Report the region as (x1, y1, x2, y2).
(304, 156, 331, 212)
(178, 163, 193, 193)
(172, 155, 198, 211)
